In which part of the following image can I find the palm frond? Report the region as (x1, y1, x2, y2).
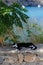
(0, 1, 29, 43)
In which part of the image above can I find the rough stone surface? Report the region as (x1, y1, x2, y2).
(18, 53, 23, 63)
(2, 62, 9, 65)
(0, 57, 4, 64)
(24, 53, 36, 62)
(0, 44, 43, 65)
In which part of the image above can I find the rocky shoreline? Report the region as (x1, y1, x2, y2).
(2, 0, 43, 6)
(18, 0, 43, 6)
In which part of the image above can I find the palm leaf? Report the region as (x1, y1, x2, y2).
(0, 1, 29, 43)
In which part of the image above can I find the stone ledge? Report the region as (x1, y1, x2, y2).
(0, 44, 43, 65)
(0, 50, 43, 63)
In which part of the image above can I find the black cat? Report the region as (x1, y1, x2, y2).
(12, 42, 37, 50)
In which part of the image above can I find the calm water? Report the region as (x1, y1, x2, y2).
(26, 7, 43, 19)
(26, 7, 43, 26)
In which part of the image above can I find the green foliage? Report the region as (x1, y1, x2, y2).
(0, 1, 29, 44)
(27, 30, 31, 37)
(0, 1, 29, 35)
(30, 33, 43, 43)
(29, 21, 43, 43)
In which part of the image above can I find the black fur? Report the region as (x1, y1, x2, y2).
(12, 42, 37, 50)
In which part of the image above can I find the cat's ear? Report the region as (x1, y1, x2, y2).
(15, 44, 18, 47)
(12, 43, 17, 48)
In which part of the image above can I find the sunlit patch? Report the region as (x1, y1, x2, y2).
(37, 49, 43, 53)
(10, 12, 12, 16)
(38, 5, 41, 8)
(22, 5, 25, 8)
(10, 49, 18, 53)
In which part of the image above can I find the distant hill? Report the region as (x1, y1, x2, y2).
(2, 0, 43, 6)
(2, 0, 18, 5)
(18, 0, 43, 6)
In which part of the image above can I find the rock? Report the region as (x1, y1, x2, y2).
(0, 44, 43, 65)
(2, 62, 9, 65)
(35, 57, 40, 62)
(5, 55, 18, 64)
(18, 53, 23, 63)
(13, 54, 18, 63)
(5, 57, 14, 64)
(0, 57, 4, 64)
(20, 62, 26, 65)
(25, 62, 37, 65)
(24, 53, 36, 62)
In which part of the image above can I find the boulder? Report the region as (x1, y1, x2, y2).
(18, 53, 23, 63)
(24, 53, 36, 62)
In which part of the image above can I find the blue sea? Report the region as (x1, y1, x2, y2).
(26, 7, 43, 27)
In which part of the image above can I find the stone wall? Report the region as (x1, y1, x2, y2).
(0, 49, 43, 65)
(0, 44, 43, 65)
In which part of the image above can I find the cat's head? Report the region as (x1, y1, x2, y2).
(12, 43, 17, 48)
